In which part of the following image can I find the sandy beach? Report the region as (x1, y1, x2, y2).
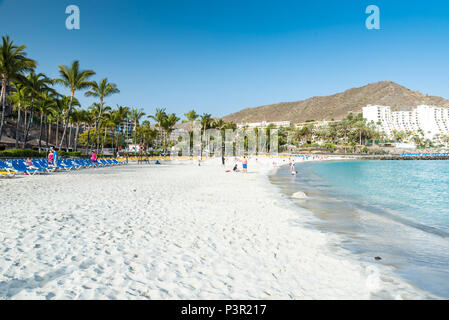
(0, 158, 429, 299)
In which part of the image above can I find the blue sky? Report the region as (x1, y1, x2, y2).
(1, 0, 449, 119)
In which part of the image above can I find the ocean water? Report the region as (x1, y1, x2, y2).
(270, 160, 449, 298)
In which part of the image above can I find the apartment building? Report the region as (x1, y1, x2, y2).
(362, 105, 449, 139)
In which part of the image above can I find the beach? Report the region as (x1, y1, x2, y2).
(0, 158, 430, 299)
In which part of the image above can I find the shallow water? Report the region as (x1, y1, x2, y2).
(270, 160, 449, 299)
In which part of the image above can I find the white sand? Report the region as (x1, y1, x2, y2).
(0, 157, 430, 299)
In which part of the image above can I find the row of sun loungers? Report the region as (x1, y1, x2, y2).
(0, 158, 126, 177)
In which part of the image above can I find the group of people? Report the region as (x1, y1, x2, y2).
(47, 148, 59, 167)
(289, 161, 298, 177)
(221, 156, 248, 173)
(47, 148, 99, 168)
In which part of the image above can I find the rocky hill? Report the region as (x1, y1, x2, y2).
(223, 81, 449, 124)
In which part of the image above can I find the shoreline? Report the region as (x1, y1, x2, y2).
(269, 157, 443, 299)
(0, 157, 433, 299)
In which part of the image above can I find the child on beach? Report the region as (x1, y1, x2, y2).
(48, 150, 54, 166)
(26, 157, 33, 167)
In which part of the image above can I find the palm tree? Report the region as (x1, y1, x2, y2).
(36, 90, 57, 151)
(49, 96, 70, 148)
(72, 108, 89, 152)
(87, 103, 101, 151)
(22, 71, 53, 149)
(8, 82, 28, 148)
(85, 78, 119, 153)
(200, 113, 212, 156)
(114, 105, 130, 152)
(0, 35, 36, 142)
(149, 108, 167, 149)
(54, 60, 95, 150)
(97, 105, 111, 153)
(354, 118, 367, 146)
(161, 113, 180, 153)
(184, 109, 198, 132)
(130, 107, 146, 146)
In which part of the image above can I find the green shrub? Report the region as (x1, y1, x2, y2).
(0, 149, 46, 158)
(0, 149, 88, 158)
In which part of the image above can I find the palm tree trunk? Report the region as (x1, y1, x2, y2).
(46, 117, 49, 149)
(90, 122, 97, 152)
(96, 125, 101, 154)
(55, 119, 59, 146)
(91, 100, 103, 153)
(48, 120, 52, 148)
(0, 77, 7, 143)
(116, 131, 120, 154)
(15, 105, 21, 149)
(68, 123, 73, 150)
(102, 127, 107, 154)
(59, 94, 74, 150)
(23, 109, 28, 144)
(111, 129, 115, 153)
(87, 124, 91, 152)
(74, 123, 80, 152)
(38, 111, 44, 151)
(23, 99, 34, 149)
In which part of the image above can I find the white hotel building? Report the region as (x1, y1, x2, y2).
(362, 105, 449, 139)
(237, 121, 291, 129)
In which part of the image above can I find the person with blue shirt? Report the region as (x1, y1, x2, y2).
(53, 149, 59, 167)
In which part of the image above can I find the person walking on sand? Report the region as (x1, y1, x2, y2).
(242, 156, 248, 173)
(91, 152, 98, 168)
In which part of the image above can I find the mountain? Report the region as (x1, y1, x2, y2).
(222, 81, 449, 124)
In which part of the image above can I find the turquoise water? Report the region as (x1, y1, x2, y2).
(271, 160, 449, 298)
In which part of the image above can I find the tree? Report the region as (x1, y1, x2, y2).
(130, 107, 146, 145)
(36, 90, 57, 151)
(199, 113, 212, 156)
(8, 82, 29, 148)
(54, 60, 95, 150)
(0, 36, 36, 142)
(149, 108, 167, 149)
(85, 78, 119, 153)
(184, 109, 198, 132)
(161, 113, 180, 153)
(22, 71, 53, 149)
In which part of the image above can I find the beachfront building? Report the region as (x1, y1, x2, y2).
(362, 105, 449, 139)
(237, 121, 291, 129)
